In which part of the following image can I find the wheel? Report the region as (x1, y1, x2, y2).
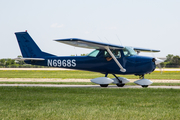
(100, 84, 108, 87)
(116, 84, 125, 87)
(142, 85, 148, 88)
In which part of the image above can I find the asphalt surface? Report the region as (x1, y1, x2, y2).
(0, 84, 180, 89)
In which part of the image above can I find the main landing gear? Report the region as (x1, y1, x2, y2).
(112, 74, 125, 87)
(98, 73, 128, 87)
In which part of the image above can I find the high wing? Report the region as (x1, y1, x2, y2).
(55, 38, 160, 52)
(133, 47, 160, 52)
(55, 38, 124, 50)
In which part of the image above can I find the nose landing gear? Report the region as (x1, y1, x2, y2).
(134, 75, 153, 88)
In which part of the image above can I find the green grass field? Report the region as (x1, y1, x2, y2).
(1, 70, 180, 119)
(0, 87, 180, 120)
(0, 70, 180, 79)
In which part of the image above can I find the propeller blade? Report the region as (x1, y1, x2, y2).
(155, 58, 164, 65)
(155, 58, 164, 74)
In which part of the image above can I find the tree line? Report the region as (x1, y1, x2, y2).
(0, 56, 46, 68)
(160, 54, 180, 68)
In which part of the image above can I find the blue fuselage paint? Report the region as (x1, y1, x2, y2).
(25, 55, 156, 75)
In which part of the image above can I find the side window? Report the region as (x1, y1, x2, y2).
(104, 51, 110, 57)
(112, 50, 121, 58)
(88, 50, 100, 57)
(104, 50, 121, 58)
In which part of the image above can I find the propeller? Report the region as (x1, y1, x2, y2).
(155, 58, 164, 65)
(155, 58, 164, 74)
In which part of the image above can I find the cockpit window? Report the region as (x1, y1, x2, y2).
(104, 50, 121, 58)
(87, 50, 100, 57)
(123, 47, 137, 57)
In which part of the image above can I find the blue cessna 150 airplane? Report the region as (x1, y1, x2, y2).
(15, 31, 163, 87)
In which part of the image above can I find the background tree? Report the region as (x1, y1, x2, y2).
(0, 59, 5, 67)
(5, 59, 16, 66)
(81, 53, 88, 56)
(164, 55, 180, 68)
(165, 54, 173, 62)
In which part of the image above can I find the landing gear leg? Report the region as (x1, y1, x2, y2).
(112, 74, 125, 87)
(139, 75, 148, 88)
(105, 73, 108, 77)
(139, 75, 144, 79)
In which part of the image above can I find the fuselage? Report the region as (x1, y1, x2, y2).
(25, 49, 156, 75)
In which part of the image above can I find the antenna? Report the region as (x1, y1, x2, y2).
(97, 36, 103, 42)
(104, 37, 110, 43)
(116, 34, 123, 46)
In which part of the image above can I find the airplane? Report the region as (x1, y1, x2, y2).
(14, 31, 163, 88)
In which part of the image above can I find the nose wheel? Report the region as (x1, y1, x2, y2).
(139, 75, 148, 87)
(134, 74, 153, 88)
(142, 85, 148, 88)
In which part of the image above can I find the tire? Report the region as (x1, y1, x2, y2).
(100, 84, 108, 87)
(116, 84, 125, 87)
(142, 85, 148, 88)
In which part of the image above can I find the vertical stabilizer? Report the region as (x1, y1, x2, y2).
(15, 31, 55, 58)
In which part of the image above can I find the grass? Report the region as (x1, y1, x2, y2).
(0, 70, 180, 79)
(1, 82, 180, 86)
(0, 87, 180, 120)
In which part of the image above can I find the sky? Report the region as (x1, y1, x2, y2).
(0, 0, 180, 59)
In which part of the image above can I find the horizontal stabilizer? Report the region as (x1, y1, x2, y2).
(14, 58, 45, 61)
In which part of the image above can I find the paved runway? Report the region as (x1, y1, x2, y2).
(0, 84, 180, 89)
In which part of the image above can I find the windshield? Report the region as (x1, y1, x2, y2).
(123, 47, 137, 57)
(87, 50, 100, 57)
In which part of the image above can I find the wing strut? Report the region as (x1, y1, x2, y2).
(104, 46, 126, 72)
